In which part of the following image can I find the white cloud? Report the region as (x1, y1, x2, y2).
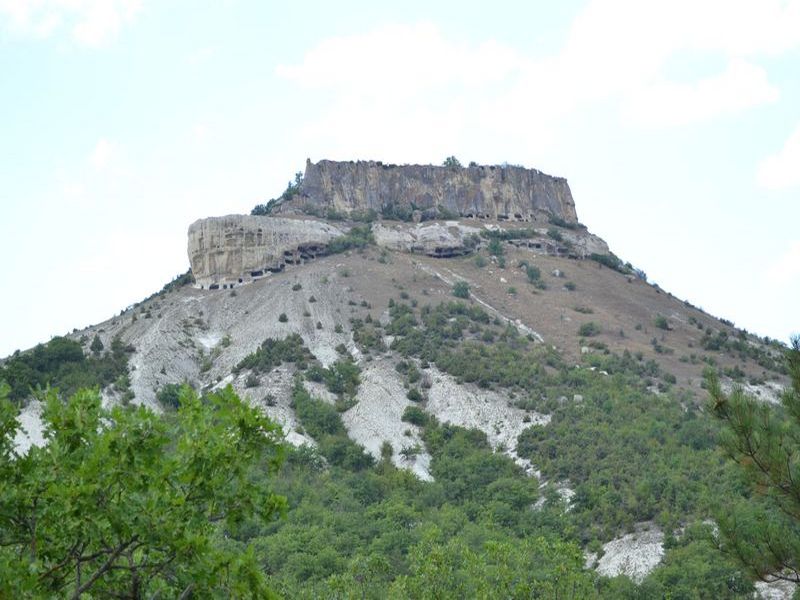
(276, 22, 520, 95)
(621, 60, 779, 128)
(89, 138, 117, 170)
(766, 241, 800, 284)
(758, 124, 800, 189)
(0, 0, 141, 46)
(277, 2, 795, 159)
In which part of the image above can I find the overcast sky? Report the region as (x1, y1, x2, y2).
(1, 0, 798, 357)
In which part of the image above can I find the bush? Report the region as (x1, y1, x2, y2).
(278, 313, 288, 323)
(402, 405, 428, 426)
(547, 228, 563, 242)
(323, 359, 361, 397)
(589, 253, 626, 273)
(0, 335, 132, 404)
(156, 383, 182, 410)
(526, 265, 541, 283)
(452, 281, 470, 299)
(234, 334, 313, 375)
(327, 225, 374, 254)
(579, 322, 601, 337)
(90, 334, 104, 354)
(406, 388, 423, 402)
(654, 314, 670, 330)
(292, 283, 302, 291)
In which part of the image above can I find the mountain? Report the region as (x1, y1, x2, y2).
(3, 160, 792, 597)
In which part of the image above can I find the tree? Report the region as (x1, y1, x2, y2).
(0, 384, 286, 598)
(452, 281, 470, 299)
(89, 334, 104, 354)
(487, 238, 504, 257)
(389, 529, 597, 598)
(442, 156, 462, 169)
(707, 336, 800, 585)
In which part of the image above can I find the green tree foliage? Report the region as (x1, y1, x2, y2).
(401, 405, 428, 426)
(0, 335, 133, 404)
(579, 321, 601, 337)
(452, 281, 470, 299)
(706, 337, 800, 584)
(654, 314, 670, 330)
(0, 384, 286, 598)
(637, 523, 754, 598)
(525, 264, 541, 283)
(89, 334, 104, 354)
(589, 252, 628, 273)
(155, 270, 195, 296)
(389, 531, 597, 598)
(234, 333, 314, 374)
(480, 228, 538, 241)
(548, 215, 580, 230)
(487, 238, 504, 257)
(442, 156, 462, 168)
(291, 381, 373, 471)
(252, 171, 303, 215)
(321, 359, 361, 397)
(546, 227, 563, 242)
(326, 225, 374, 254)
(156, 382, 182, 409)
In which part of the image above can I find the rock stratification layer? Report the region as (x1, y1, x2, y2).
(187, 215, 343, 289)
(282, 159, 578, 223)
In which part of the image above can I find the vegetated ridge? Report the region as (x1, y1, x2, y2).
(2, 158, 792, 598)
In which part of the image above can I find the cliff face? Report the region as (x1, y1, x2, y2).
(280, 159, 578, 223)
(187, 215, 343, 289)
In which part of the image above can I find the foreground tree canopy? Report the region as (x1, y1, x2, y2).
(0, 384, 286, 598)
(2, 296, 784, 597)
(708, 336, 800, 585)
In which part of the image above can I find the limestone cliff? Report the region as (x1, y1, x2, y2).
(187, 215, 343, 289)
(277, 159, 578, 223)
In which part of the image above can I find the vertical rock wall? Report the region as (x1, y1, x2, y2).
(187, 215, 343, 289)
(285, 159, 578, 223)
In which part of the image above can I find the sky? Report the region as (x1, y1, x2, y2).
(0, 0, 798, 357)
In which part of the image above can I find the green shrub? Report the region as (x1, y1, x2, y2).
(488, 239, 504, 257)
(156, 383, 182, 410)
(452, 281, 470, 299)
(579, 322, 601, 337)
(0, 335, 132, 404)
(526, 265, 541, 283)
(278, 313, 288, 323)
(406, 388, 423, 402)
(323, 359, 361, 397)
(547, 228, 563, 242)
(89, 335, 104, 354)
(234, 334, 313, 374)
(402, 405, 428, 426)
(327, 225, 374, 254)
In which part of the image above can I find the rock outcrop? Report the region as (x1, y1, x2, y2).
(187, 160, 608, 289)
(188, 215, 610, 289)
(187, 215, 343, 289)
(277, 159, 578, 224)
(372, 221, 482, 258)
